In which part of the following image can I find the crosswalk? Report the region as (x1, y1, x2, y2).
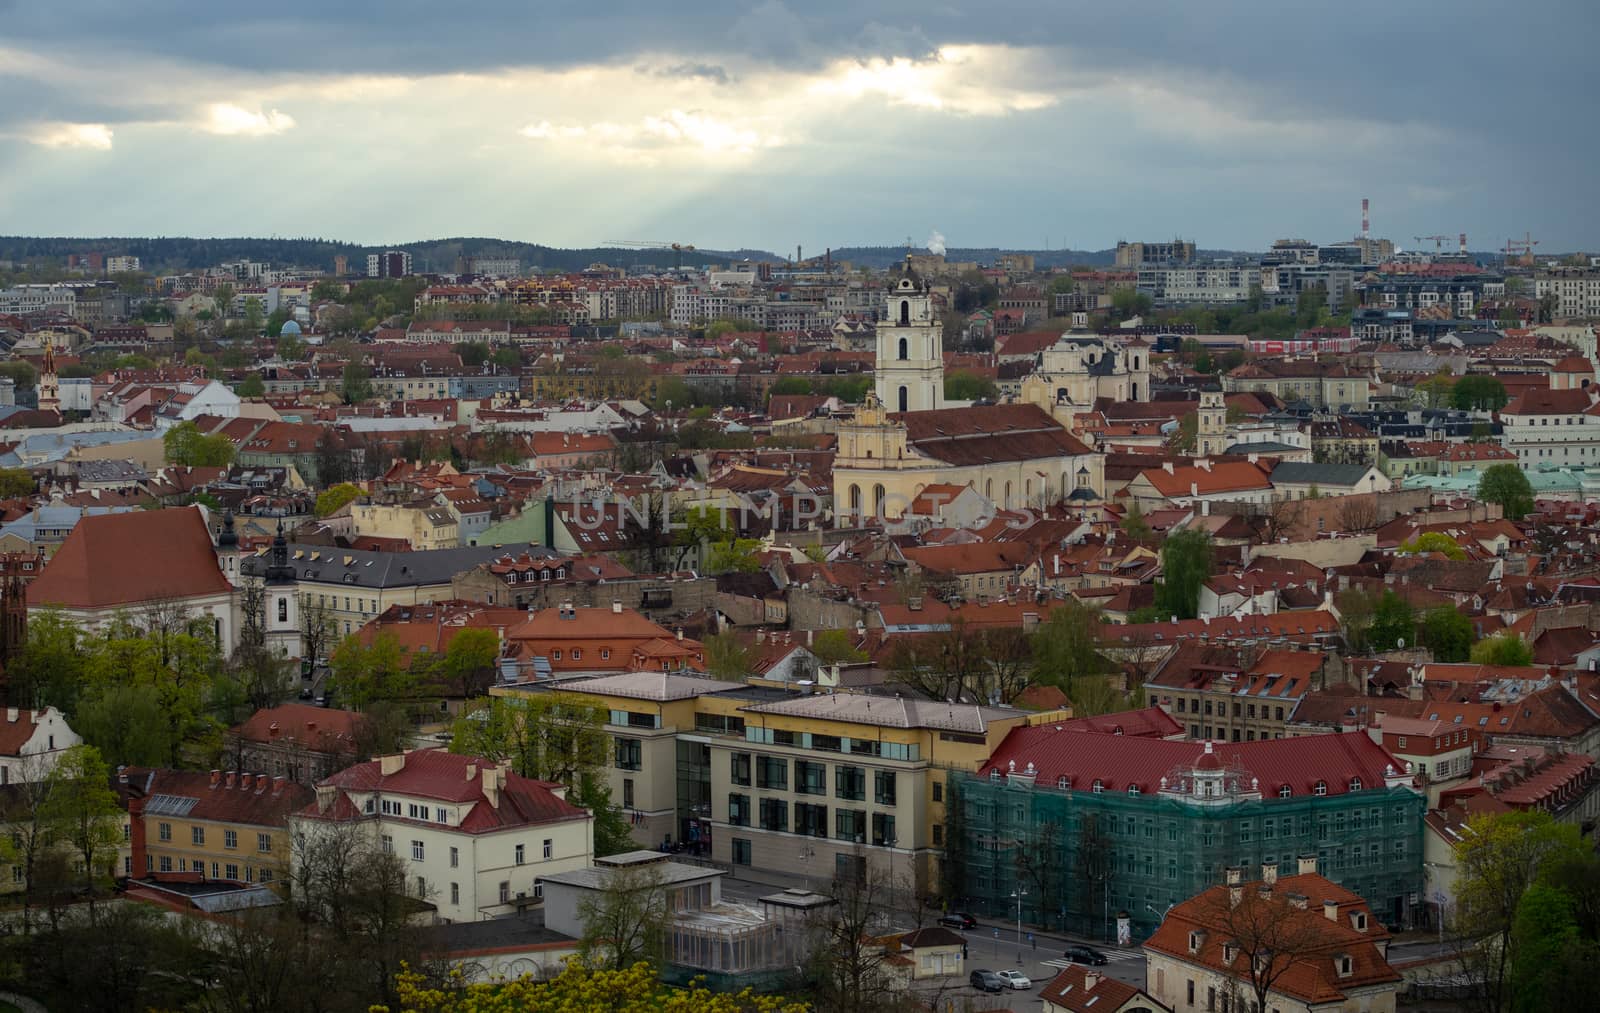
(1038, 949, 1142, 971)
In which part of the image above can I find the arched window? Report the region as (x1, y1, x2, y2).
(898, 386, 908, 413)
(1024, 479, 1033, 502)
(1004, 481, 1012, 508)
(1278, 785, 1292, 798)
(1313, 781, 1328, 796)
(1133, 355, 1141, 370)
(985, 479, 993, 499)
(1131, 381, 1139, 400)
(897, 337, 908, 360)
(872, 484, 885, 518)
(849, 485, 862, 515)
(276, 598, 288, 624)
(1056, 388, 1069, 401)
(1348, 777, 1363, 792)
(899, 300, 910, 326)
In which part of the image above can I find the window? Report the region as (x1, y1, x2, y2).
(932, 824, 943, 846)
(436, 807, 448, 824)
(450, 846, 459, 868)
(1092, 780, 1104, 793)
(191, 826, 205, 846)
(159, 856, 173, 873)
(872, 812, 897, 847)
(1314, 781, 1328, 796)
(760, 798, 788, 832)
(874, 770, 897, 806)
(225, 863, 239, 880)
(835, 765, 865, 801)
(756, 756, 788, 790)
(731, 752, 752, 786)
(543, 838, 552, 859)
(159, 822, 172, 842)
(932, 780, 943, 803)
(796, 760, 827, 795)
(277, 598, 288, 623)
(409, 840, 424, 862)
(622, 778, 634, 809)
(499, 881, 510, 904)
(381, 835, 394, 855)
(451, 882, 460, 906)
(732, 838, 752, 866)
(795, 802, 829, 838)
(835, 809, 866, 841)
(258, 833, 272, 853)
(614, 737, 642, 771)
(728, 793, 751, 826)
(515, 843, 526, 865)
(1278, 785, 1292, 798)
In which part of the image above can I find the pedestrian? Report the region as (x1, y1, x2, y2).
(1031, 935, 1037, 952)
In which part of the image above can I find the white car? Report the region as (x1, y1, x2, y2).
(995, 969, 1032, 990)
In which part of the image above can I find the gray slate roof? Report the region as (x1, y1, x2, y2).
(239, 541, 556, 588)
(1269, 461, 1375, 487)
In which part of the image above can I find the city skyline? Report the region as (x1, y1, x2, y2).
(1, 2, 1595, 250)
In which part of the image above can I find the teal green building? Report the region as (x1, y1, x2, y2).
(943, 731, 1425, 942)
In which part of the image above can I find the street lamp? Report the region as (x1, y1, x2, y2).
(1011, 888, 1028, 964)
(1146, 901, 1176, 934)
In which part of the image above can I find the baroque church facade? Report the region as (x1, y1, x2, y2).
(833, 276, 1104, 526)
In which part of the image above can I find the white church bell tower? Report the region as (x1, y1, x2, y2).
(875, 275, 944, 414)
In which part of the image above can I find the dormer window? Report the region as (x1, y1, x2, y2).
(1336, 954, 1353, 978)
(1348, 777, 1363, 791)
(1127, 785, 1141, 796)
(1352, 912, 1368, 931)
(1223, 943, 1237, 964)
(990, 769, 1001, 781)
(1056, 776, 1070, 790)
(1314, 781, 1328, 796)
(1091, 779, 1104, 794)
(1279, 785, 1292, 798)
(1188, 930, 1204, 955)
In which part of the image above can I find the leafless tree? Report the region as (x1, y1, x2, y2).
(577, 861, 670, 969)
(299, 592, 338, 667)
(1260, 497, 1305, 543)
(806, 861, 911, 1013)
(1336, 495, 1380, 533)
(1194, 882, 1333, 1013)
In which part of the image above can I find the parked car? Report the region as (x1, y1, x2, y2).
(969, 970, 1005, 993)
(1064, 944, 1109, 966)
(995, 969, 1032, 990)
(938, 912, 978, 930)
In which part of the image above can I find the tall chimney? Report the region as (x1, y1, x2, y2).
(1361, 197, 1370, 240)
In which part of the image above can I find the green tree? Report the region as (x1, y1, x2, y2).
(243, 296, 265, 333)
(381, 959, 808, 1013)
(41, 744, 124, 899)
(675, 504, 732, 569)
(1479, 464, 1535, 520)
(1154, 529, 1213, 620)
(1120, 501, 1153, 544)
(1471, 633, 1534, 667)
(328, 632, 414, 710)
(264, 306, 292, 336)
(75, 684, 174, 767)
(236, 373, 266, 398)
(1368, 589, 1417, 652)
(316, 482, 363, 517)
(431, 627, 500, 699)
(1031, 599, 1110, 694)
(1294, 284, 1329, 328)
(767, 376, 812, 397)
(1048, 275, 1076, 295)
(1415, 373, 1456, 409)
(577, 862, 669, 969)
(812, 629, 866, 667)
(212, 282, 236, 321)
(944, 370, 998, 401)
(1400, 531, 1468, 560)
(1421, 607, 1476, 663)
(702, 631, 753, 681)
(1509, 882, 1590, 1013)
(341, 362, 374, 404)
(454, 341, 490, 368)
(162, 421, 237, 467)
(491, 345, 521, 372)
(0, 467, 35, 498)
(1453, 375, 1510, 411)
(706, 538, 762, 574)
(277, 332, 307, 361)
(0, 360, 37, 393)
(1453, 810, 1587, 1013)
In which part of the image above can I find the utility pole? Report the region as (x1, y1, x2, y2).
(1011, 888, 1028, 964)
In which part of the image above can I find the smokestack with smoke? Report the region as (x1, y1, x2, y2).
(926, 230, 946, 257)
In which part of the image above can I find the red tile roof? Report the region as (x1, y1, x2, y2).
(1039, 964, 1146, 1013)
(126, 767, 315, 828)
(27, 506, 231, 610)
(983, 728, 1409, 797)
(229, 703, 362, 755)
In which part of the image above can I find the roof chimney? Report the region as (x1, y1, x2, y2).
(210, 769, 221, 789)
(4, 709, 15, 723)
(612, 599, 623, 613)
(256, 773, 268, 794)
(225, 772, 237, 789)
(1262, 862, 1279, 886)
(272, 775, 285, 796)
(1324, 898, 1339, 922)
(1084, 970, 1102, 992)
(380, 753, 407, 776)
(1298, 854, 1318, 876)
(482, 763, 503, 808)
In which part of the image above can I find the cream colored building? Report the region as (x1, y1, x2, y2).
(293, 749, 594, 922)
(350, 501, 461, 550)
(1019, 331, 1153, 409)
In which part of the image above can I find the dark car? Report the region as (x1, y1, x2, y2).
(938, 912, 978, 930)
(1064, 944, 1109, 966)
(969, 969, 1005, 993)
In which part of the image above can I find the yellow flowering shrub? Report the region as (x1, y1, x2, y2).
(376, 960, 810, 1013)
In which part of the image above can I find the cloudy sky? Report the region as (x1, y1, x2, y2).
(1, 1, 1594, 252)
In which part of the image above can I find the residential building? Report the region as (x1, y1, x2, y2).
(1222, 361, 1371, 411)
(501, 605, 705, 677)
(350, 501, 461, 550)
(1269, 462, 1389, 499)
(1534, 268, 1600, 319)
(1116, 241, 1197, 268)
(1143, 866, 1401, 1013)
(223, 703, 364, 785)
(1041, 965, 1170, 1013)
(0, 707, 81, 784)
(293, 749, 594, 922)
(367, 250, 413, 278)
(1138, 265, 1252, 305)
(1149, 646, 1338, 743)
(125, 768, 315, 885)
(947, 731, 1424, 940)
(1498, 387, 1600, 467)
(1124, 460, 1274, 513)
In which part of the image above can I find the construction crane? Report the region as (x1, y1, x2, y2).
(601, 239, 698, 268)
(1503, 232, 1540, 266)
(1413, 235, 1452, 253)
